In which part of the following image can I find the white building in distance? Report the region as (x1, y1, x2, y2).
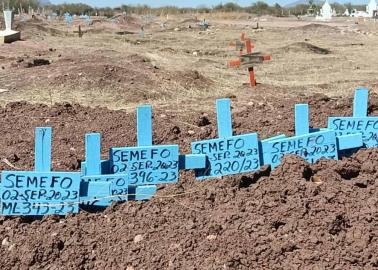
(316, 0, 333, 21)
(366, 0, 378, 17)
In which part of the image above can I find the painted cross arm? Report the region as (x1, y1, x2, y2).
(229, 53, 271, 68)
(179, 154, 207, 170)
(259, 134, 286, 165)
(353, 87, 369, 117)
(336, 133, 363, 150)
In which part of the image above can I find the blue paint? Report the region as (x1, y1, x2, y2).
(135, 186, 157, 200)
(217, 99, 233, 138)
(80, 174, 127, 206)
(1, 171, 80, 216)
(85, 133, 101, 175)
(81, 160, 111, 175)
(328, 117, 378, 147)
(1, 128, 81, 216)
(179, 154, 207, 170)
(137, 105, 153, 146)
(80, 133, 129, 206)
(64, 13, 73, 24)
(295, 104, 309, 136)
(353, 88, 369, 117)
(328, 88, 376, 148)
(192, 133, 260, 179)
(265, 102, 362, 168)
(111, 104, 205, 184)
(109, 145, 179, 185)
(336, 133, 363, 150)
(82, 103, 191, 203)
(79, 181, 112, 206)
(35, 127, 52, 172)
(128, 185, 157, 201)
(265, 130, 339, 169)
(192, 99, 260, 179)
(260, 134, 286, 165)
(263, 103, 342, 168)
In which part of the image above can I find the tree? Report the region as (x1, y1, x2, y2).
(2, 0, 40, 11)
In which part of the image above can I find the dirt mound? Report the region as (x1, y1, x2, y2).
(0, 49, 214, 105)
(291, 23, 338, 32)
(178, 18, 200, 26)
(0, 147, 378, 269)
(23, 58, 51, 68)
(277, 42, 331, 55)
(0, 92, 377, 268)
(111, 14, 144, 30)
(174, 70, 213, 90)
(15, 22, 68, 37)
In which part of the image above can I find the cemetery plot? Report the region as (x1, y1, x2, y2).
(328, 88, 378, 148)
(109, 105, 180, 185)
(109, 104, 205, 185)
(110, 145, 179, 185)
(1, 171, 80, 215)
(228, 34, 271, 87)
(192, 134, 260, 178)
(81, 132, 160, 206)
(264, 104, 362, 168)
(265, 130, 338, 168)
(80, 133, 130, 207)
(1, 7, 378, 268)
(0, 128, 80, 215)
(192, 99, 260, 179)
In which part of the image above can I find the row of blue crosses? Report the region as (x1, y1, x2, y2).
(192, 89, 366, 177)
(2, 87, 374, 215)
(64, 13, 92, 25)
(24, 105, 208, 213)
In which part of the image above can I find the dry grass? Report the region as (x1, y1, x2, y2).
(0, 15, 378, 112)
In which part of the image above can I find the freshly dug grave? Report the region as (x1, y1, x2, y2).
(0, 92, 377, 269)
(0, 50, 213, 105)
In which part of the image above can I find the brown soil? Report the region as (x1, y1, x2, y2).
(0, 91, 377, 269)
(0, 51, 212, 104)
(1, 13, 378, 270)
(279, 42, 331, 55)
(290, 23, 339, 33)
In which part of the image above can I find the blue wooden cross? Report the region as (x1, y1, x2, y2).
(64, 13, 73, 25)
(0, 127, 81, 216)
(81, 132, 157, 205)
(328, 88, 378, 148)
(191, 98, 261, 179)
(264, 104, 363, 169)
(80, 133, 124, 206)
(109, 105, 206, 198)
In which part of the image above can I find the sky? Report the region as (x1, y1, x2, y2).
(49, 0, 366, 8)
(50, 0, 277, 7)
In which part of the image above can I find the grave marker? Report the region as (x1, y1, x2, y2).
(0, 10, 21, 44)
(110, 105, 179, 186)
(264, 104, 363, 168)
(0, 128, 81, 216)
(64, 13, 73, 25)
(228, 34, 271, 87)
(191, 99, 261, 179)
(109, 105, 206, 187)
(81, 132, 160, 204)
(328, 88, 378, 148)
(80, 133, 126, 206)
(199, 19, 209, 30)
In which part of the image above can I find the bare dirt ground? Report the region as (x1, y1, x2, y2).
(1, 14, 378, 111)
(0, 13, 378, 269)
